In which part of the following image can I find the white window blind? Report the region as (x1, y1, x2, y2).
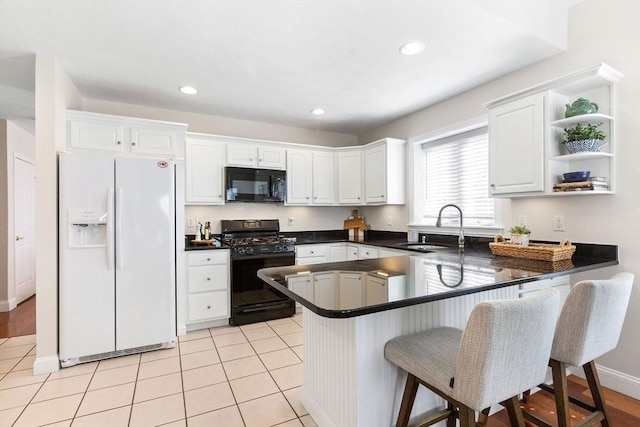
(422, 127, 494, 226)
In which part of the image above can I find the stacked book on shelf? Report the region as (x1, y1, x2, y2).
(553, 176, 608, 192)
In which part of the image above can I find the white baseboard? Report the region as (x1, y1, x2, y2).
(185, 318, 229, 332)
(177, 324, 187, 336)
(33, 355, 60, 375)
(568, 364, 640, 399)
(0, 298, 17, 312)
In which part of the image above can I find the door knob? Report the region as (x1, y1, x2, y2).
(16, 236, 24, 241)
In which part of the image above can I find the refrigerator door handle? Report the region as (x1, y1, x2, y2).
(106, 187, 115, 270)
(116, 187, 124, 270)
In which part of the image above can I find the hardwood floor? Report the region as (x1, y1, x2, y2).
(1, 299, 638, 425)
(488, 375, 640, 426)
(0, 295, 36, 338)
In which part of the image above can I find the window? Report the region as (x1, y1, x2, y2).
(411, 122, 500, 230)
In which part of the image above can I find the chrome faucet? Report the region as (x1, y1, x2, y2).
(436, 204, 465, 249)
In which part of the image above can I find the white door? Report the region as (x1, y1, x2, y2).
(13, 157, 36, 304)
(337, 150, 363, 204)
(115, 157, 176, 350)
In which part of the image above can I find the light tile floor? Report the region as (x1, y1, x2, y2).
(0, 314, 318, 427)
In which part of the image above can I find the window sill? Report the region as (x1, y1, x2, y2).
(407, 224, 503, 238)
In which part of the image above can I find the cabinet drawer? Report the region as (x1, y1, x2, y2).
(188, 265, 228, 293)
(296, 245, 328, 258)
(360, 247, 379, 259)
(188, 292, 228, 322)
(187, 250, 228, 266)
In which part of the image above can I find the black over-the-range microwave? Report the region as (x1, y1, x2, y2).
(225, 167, 287, 202)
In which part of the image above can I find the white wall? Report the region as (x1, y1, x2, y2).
(185, 204, 354, 236)
(33, 55, 83, 374)
(83, 99, 357, 148)
(358, 0, 640, 394)
(0, 119, 35, 312)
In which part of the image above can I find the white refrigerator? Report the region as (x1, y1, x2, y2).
(59, 151, 176, 367)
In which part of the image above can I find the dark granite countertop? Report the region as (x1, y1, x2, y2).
(257, 243, 618, 318)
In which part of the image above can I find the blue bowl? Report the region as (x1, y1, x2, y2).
(563, 171, 590, 182)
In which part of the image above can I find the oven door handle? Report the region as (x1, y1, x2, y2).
(231, 252, 295, 261)
(239, 302, 293, 314)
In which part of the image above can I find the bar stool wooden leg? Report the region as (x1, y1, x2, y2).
(550, 359, 572, 427)
(458, 405, 476, 427)
(584, 360, 610, 427)
(501, 396, 525, 426)
(446, 402, 457, 427)
(395, 373, 419, 427)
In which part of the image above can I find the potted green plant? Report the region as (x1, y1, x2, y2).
(509, 225, 531, 246)
(563, 122, 606, 153)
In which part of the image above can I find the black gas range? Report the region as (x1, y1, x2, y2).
(221, 220, 296, 325)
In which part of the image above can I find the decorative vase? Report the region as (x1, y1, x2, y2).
(510, 233, 530, 247)
(565, 138, 601, 154)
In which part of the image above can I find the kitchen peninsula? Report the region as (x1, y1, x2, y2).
(258, 245, 617, 427)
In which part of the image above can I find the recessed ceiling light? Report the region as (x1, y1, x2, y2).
(179, 86, 198, 95)
(311, 108, 326, 115)
(399, 42, 425, 56)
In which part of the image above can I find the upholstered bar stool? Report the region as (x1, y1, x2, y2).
(384, 289, 560, 427)
(523, 272, 634, 427)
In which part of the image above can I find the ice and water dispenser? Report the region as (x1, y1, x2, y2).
(67, 209, 108, 248)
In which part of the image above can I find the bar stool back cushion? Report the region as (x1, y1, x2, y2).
(551, 272, 634, 367)
(454, 289, 560, 410)
(385, 289, 559, 413)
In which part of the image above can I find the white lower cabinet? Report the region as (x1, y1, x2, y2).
(338, 272, 364, 309)
(359, 245, 379, 259)
(313, 272, 337, 310)
(366, 273, 407, 305)
(346, 244, 359, 260)
(519, 276, 570, 307)
(287, 274, 314, 311)
(296, 244, 329, 265)
(186, 250, 230, 327)
(329, 244, 348, 262)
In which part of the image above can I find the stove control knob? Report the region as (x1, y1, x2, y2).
(275, 245, 282, 252)
(236, 247, 245, 255)
(245, 247, 254, 255)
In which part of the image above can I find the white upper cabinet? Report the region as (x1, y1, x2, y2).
(286, 149, 335, 205)
(287, 149, 314, 204)
(67, 110, 187, 158)
(364, 138, 406, 205)
(226, 143, 286, 169)
(185, 135, 225, 205)
(337, 150, 363, 204)
(312, 151, 336, 205)
(488, 93, 545, 195)
(484, 63, 622, 198)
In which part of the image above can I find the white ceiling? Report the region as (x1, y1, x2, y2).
(0, 1, 579, 135)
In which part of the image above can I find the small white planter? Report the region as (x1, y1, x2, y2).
(510, 233, 530, 246)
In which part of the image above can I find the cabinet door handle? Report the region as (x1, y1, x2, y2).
(117, 141, 122, 145)
(490, 184, 496, 188)
(207, 277, 211, 281)
(16, 235, 24, 241)
(206, 305, 211, 309)
(306, 197, 309, 200)
(259, 158, 263, 162)
(206, 257, 211, 261)
(310, 251, 314, 254)
(131, 142, 136, 146)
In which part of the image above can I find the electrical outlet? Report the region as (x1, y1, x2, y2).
(517, 215, 527, 227)
(553, 215, 566, 231)
(187, 217, 195, 227)
(387, 216, 393, 226)
(288, 217, 294, 226)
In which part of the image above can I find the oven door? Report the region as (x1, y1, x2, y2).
(230, 252, 295, 325)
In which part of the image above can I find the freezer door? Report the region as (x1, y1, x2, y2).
(115, 157, 176, 350)
(59, 152, 116, 360)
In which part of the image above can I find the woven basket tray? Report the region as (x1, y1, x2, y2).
(489, 235, 576, 262)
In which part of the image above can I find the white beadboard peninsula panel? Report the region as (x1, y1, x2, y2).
(301, 286, 519, 427)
